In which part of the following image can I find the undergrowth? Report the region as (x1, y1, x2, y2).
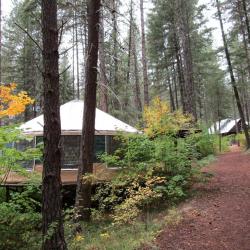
(65, 206, 182, 250)
(0, 102, 218, 249)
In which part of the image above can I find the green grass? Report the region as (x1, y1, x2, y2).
(66, 207, 182, 250)
(0, 187, 6, 203)
(65, 153, 216, 250)
(197, 154, 216, 168)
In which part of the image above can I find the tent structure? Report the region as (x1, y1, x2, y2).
(0, 100, 139, 186)
(20, 100, 138, 136)
(208, 118, 242, 136)
(20, 100, 139, 169)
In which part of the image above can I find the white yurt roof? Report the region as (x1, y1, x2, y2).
(208, 118, 240, 135)
(20, 100, 138, 135)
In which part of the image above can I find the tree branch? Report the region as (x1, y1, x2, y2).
(15, 22, 43, 52)
(59, 64, 71, 76)
(58, 20, 68, 47)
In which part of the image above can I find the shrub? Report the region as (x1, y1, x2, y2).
(0, 125, 41, 177)
(143, 97, 192, 137)
(185, 132, 215, 159)
(99, 134, 155, 169)
(97, 133, 199, 224)
(0, 185, 42, 250)
(212, 135, 230, 153)
(154, 136, 193, 177)
(112, 176, 164, 225)
(236, 133, 247, 149)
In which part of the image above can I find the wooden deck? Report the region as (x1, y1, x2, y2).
(1, 163, 118, 186)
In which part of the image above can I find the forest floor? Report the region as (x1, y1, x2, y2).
(143, 146, 250, 250)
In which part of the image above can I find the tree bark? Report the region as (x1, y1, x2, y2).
(172, 62, 179, 109)
(167, 71, 176, 111)
(237, 0, 250, 122)
(74, 1, 80, 99)
(111, 0, 119, 110)
(131, 20, 142, 114)
(99, 4, 108, 112)
(72, 6, 75, 99)
(75, 0, 100, 222)
(174, 32, 186, 112)
(123, 0, 133, 110)
(127, 0, 133, 87)
(41, 0, 66, 249)
(242, 0, 250, 44)
(237, 0, 250, 78)
(140, 0, 149, 107)
(216, 0, 250, 149)
(179, 0, 197, 120)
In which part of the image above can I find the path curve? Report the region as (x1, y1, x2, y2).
(147, 149, 250, 250)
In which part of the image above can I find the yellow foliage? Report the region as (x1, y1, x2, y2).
(100, 232, 111, 239)
(0, 83, 34, 118)
(144, 97, 192, 137)
(74, 234, 84, 242)
(112, 176, 165, 225)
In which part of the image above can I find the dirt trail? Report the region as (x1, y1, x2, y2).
(147, 147, 250, 250)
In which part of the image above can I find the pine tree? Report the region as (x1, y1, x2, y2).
(75, 0, 101, 222)
(216, 0, 250, 148)
(41, 0, 67, 248)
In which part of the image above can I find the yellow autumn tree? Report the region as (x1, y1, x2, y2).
(0, 83, 34, 118)
(143, 97, 192, 137)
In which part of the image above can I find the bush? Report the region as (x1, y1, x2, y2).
(0, 185, 42, 250)
(0, 126, 42, 249)
(236, 133, 247, 149)
(185, 132, 215, 159)
(212, 135, 230, 153)
(99, 134, 155, 169)
(0, 125, 41, 176)
(96, 133, 200, 224)
(154, 136, 193, 177)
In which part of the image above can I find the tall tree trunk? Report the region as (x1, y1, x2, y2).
(99, 4, 108, 112)
(111, 0, 119, 110)
(167, 70, 176, 111)
(237, 0, 250, 77)
(172, 62, 179, 109)
(233, 91, 240, 146)
(237, 0, 250, 123)
(242, 0, 250, 44)
(123, 0, 133, 110)
(23, 41, 29, 121)
(79, 0, 88, 84)
(179, 0, 196, 120)
(41, 0, 66, 249)
(72, 10, 75, 99)
(216, 0, 250, 149)
(239, 67, 250, 125)
(172, 2, 186, 113)
(127, 0, 133, 87)
(75, 0, 100, 222)
(140, 0, 149, 107)
(74, 2, 80, 99)
(174, 33, 186, 112)
(83, 1, 88, 77)
(131, 21, 142, 114)
(31, 52, 37, 118)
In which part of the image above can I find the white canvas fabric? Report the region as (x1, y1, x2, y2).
(208, 118, 240, 135)
(20, 100, 138, 135)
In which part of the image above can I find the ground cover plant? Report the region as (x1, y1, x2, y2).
(0, 185, 42, 250)
(0, 98, 218, 249)
(62, 129, 216, 249)
(61, 99, 218, 249)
